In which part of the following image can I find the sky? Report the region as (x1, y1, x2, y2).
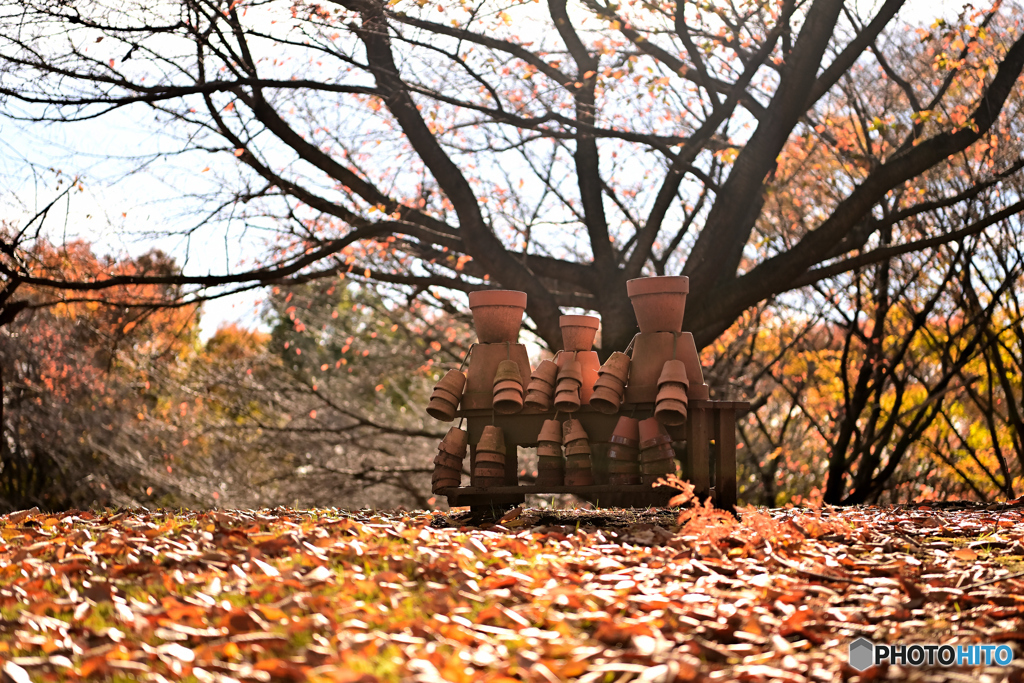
(0, 0, 980, 341)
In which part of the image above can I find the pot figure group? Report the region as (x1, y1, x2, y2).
(427, 276, 713, 490)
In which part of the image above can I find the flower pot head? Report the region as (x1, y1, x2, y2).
(599, 352, 631, 382)
(562, 419, 589, 444)
(436, 369, 467, 396)
(531, 359, 559, 385)
(477, 425, 506, 454)
(559, 315, 601, 352)
(493, 360, 524, 386)
(658, 359, 689, 388)
(538, 419, 563, 444)
(626, 276, 689, 333)
(612, 416, 641, 444)
(468, 290, 528, 343)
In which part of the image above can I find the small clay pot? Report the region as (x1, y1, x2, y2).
(432, 464, 461, 478)
(436, 369, 467, 396)
(655, 400, 688, 426)
(535, 471, 564, 486)
(437, 440, 466, 457)
(493, 379, 523, 394)
(640, 458, 676, 475)
(689, 383, 710, 400)
(594, 374, 626, 391)
(468, 290, 527, 343)
(640, 444, 675, 462)
(640, 434, 672, 450)
(557, 359, 583, 385)
(474, 476, 506, 488)
(477, 426, 506, 455)
(524, 390, 552, 411)
(494, 360, 524, 385)
(430, 386, 462, 406)
(607, 459, 640, 474)
(658, 359, 689, 389)
(564, 442, 592, 456)
(565, 453, 592, 469)
(537, 419, 563, 444)
(475, 451, 506, 465)
(626, 276, 688, 334)
(553, 389, 581, 413)
(441, 426, 469, 453)
(564, 469, 595, 486)
(434, 452, 463, 470)
(531, 359, 559, 385)
(537, 453, 565, 467)
(589, 387, 622, 414)
(474, 462, 506, 477)
(426, 396, 457, 422)
(638, 417, 669, 448)
(611, 416, 640, 446)
(492, 389, 524, 414)
(537, 444, 562, 458)
(601, 351, 631, 380)
(559, 315, 600, 352)
(657, 383, 688, 401)
(562, 419, 589, 443)
(608, 444, 640, 462)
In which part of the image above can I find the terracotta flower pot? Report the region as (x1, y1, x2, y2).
(426, 396, 457, 422)
(557, 359, 583, 385)
(462, 342, 531, 410)
(468, 290, 528, 343)
(553, 388, 581, 413)
(657, 383, 688, 402)
(474, 463, 506, 478)
(433, 450, 463, 468)
(477, 425, 506, 455)
(610, 416, 640, 444)
(608, 444, 639, 462)
(493, 390, 524, 414)
(531, 359, 559, 385)
(524, 389, 552, 411)
(494, 359, 523, 384)
(608, 459, 640, 473)
(564, 442, 592, 456)
(626, 276, 689, 333)
(599, 352, 631, 383)
(564, 469, 594, 486)
(655, 399, 687, 426)
(589, 386, 622, 414)
(537, 444, 563, 458)
(436, 369, 467, 397)
(559, 315, 600, 352)
(640, 443, 674, 462)
(638, 417, 670, 448)
(562, 419, 589, 443)
(538, 419, 563, 444)
(594, 374, 626, 391)
(565, 453, 593, 469)
(493, 379, 524, 394)
(658, 360, 689, 388)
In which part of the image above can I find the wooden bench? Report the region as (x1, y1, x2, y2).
(438, 399, 747, 512)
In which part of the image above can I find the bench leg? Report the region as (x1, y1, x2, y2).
(686, 406, 710, 498)
(714, 409, 737, 510)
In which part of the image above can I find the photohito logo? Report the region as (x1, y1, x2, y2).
(848, 638, 1014, 671)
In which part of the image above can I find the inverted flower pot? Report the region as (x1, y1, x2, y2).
(468, 290, 527, 343)
(559, 315, 600, 352)
(626, 276, 689, 333)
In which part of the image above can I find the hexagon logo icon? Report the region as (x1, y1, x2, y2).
(848, 638, 875, 671)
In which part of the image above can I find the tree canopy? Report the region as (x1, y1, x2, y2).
(1, 0, 1023, 355)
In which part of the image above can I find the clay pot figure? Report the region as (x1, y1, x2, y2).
(535, 418, 564, 486)
(426, 369, 466, 421)
(492, 360, 524, 414)
(626, 276, 689, 334)
(474, 425, 507, 487)
(560, 315, 600, 352)
(431, 426, 468, 492)
(462, 343, 531, 410)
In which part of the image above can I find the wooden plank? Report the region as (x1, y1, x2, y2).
(714, 408, 737, 510)
(687, 406, 711, 496)
(440, 484, 677, 508)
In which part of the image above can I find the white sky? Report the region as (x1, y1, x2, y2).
(0, 0, 977, 341)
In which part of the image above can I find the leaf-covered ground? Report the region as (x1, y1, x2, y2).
(2, 501, 1024, 682)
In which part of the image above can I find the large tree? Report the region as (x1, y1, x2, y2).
(1, 0, 1023, 357)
